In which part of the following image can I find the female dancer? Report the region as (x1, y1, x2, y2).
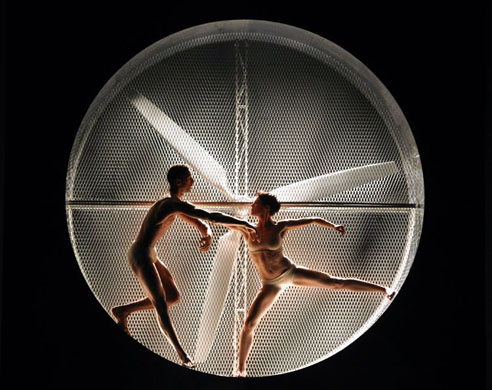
(226, 192, 395, 377)
(110, 164, 257, 368)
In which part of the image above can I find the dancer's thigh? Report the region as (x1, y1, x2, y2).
(154, 258, 180, 302)
(245, 285, 283, 326)
(291, 267, 342, 288)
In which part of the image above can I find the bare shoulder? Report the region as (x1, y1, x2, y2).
(275, 219, 292, 230)
(172, 199, 195, 213)
(165, 199, 202, 219)
(153, 197, 178, 217)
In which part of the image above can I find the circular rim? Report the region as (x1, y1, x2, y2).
(65, 20, 424, 377)
(67, 20, 423, 208)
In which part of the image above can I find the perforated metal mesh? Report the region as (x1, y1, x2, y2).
(66, 21, 424, 377)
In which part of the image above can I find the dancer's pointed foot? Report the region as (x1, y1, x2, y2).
(385, 288, 396, 301)
(111, 306, 130, 335)
(181, 356, 196, 369)
(233, 369, 246, 378)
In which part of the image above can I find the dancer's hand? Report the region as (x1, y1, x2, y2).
(199, 235, 213, 252)
(334, 224, 345, 236)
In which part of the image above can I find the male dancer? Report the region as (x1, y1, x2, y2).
(111, 164, 257, 367)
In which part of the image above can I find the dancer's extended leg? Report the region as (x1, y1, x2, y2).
(237, 285, 283, 377)
(111, 260, 181, 333)
(292, 268, 395, 299)
(132, 260, 194, 367)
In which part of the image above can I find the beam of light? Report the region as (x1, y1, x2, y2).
(129, 91, 236, 200)
(270, 161, 398, 202)
(194, 230, 242, 362)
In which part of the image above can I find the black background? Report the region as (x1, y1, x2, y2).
(1, 2, 487, 389)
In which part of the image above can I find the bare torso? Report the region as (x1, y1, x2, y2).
(134, 197, 178, 248)
(246, 222, 293, 280)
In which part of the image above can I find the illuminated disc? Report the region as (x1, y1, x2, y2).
(66, 20, 424, 377)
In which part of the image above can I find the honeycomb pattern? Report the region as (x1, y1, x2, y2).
(67, 205, 421, 376)
(67, 32, 423, 206)
(65, 21, 424, 377)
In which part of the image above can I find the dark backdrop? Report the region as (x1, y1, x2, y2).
(1, 2, 487, 389)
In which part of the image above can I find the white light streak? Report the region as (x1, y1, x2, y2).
(270, 162, 398, 202)
(194, 230, 242, 362)
(130, 91, 235, 200)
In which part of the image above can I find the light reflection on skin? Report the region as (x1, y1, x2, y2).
(226, 193, 394, 377)
(110, 166, 258, 368)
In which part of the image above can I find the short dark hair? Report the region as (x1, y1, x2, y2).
(167, 164, 190, 193)
(256, 191, 281, 215)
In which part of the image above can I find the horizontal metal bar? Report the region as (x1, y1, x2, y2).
(66, 200, 420, 209)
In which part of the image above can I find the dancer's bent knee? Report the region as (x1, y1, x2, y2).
(166, 290, 181, 305)
(243, 316, 260, 333)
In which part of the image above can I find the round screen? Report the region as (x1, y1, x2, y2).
(66, 20, 424, 377)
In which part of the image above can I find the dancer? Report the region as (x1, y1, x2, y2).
(111, 164, 258, 368)
(225, 192, 395, 377)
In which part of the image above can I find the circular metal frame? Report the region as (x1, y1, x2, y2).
(66, 20, 424, 377)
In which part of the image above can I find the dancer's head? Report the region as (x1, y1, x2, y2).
(251, 191, 281, 217)
(167, 164, 194, 195)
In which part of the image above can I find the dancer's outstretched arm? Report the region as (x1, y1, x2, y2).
(175, 201, 258, 240)
(278, 217, 345, 236)
(179, 214, 213, 252)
